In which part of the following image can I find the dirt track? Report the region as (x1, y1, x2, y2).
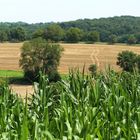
(10, 84, 33, 98)
(1, 43, 140, 96)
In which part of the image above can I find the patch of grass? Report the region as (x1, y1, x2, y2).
(0, 70, 24, 78)
(0, 70, 68, 85)
(0, 70, 30, 85)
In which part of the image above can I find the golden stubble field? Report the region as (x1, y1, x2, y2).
(1, 43, 140, 73)
(1, 42, 140, 95)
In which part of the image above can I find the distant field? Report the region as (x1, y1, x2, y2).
(1, 43, 140, 74)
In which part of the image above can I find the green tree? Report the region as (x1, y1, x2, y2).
(135, 33, 140, 44)
(108, 34, 117, 44)
(0, 31, 8, 42)
(118, 35, 129, 43)
(65, 27, 83, 43)
(117, 50, 137, 72)
(44, 24, 64, 42)
(32, 29, 44, 39)
(19, 38, 63, 81)
(16, 27, 26, 41)
(10, 27, 26, 42)
(87, 31, 100, 43)
(127, 35, 137, 45)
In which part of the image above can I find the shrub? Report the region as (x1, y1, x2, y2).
(47, 70, 61, 82)
(19, 38, 63, 82)
(88, 64, 97, 76)
(117, 50, 137, 72)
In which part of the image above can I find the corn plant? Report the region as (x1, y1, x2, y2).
(0, 69, 139, 139)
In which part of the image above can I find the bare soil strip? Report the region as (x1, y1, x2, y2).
(10, 84, 33, 98)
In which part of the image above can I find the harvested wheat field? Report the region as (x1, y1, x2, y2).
(1, 42, 140, 96)
(60, 43, 140, 73)
(1, 43, 140, 73)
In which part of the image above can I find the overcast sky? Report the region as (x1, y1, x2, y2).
(0, 0, 139, 23)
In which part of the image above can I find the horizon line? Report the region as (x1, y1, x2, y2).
(0, 15, 139, 24)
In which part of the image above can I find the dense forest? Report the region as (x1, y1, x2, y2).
(0, 16, 140, 44)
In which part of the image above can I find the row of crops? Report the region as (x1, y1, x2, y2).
(0, 70, 140, 139)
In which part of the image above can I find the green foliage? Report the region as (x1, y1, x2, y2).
(88, 64, 97, 76)
(10, 27, 26, 42)
(19, 38, 63, 82)
(0, 78, 7, 86)
(127, 35, 137, 45)
(60, 16, 140, 43)
(44, 24, 64, 42)
(108, 34, 117, 44)
(86, 31, 100, 43)
(0, 31, 8, 42)
(32, 29, 44, 39)
(136, 55, 140, 72)
(118, 34, 129, 43)
(65, 27, 83, 43)
(117, 50, 140, 73)
(0, 16, 140, 44)
(47, 70, 61, 82)
(0, 70, 140, 139)
(135, 33, 140, 44)
(117, 50, 137, 72)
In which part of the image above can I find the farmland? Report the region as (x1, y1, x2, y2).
(1, 42, 140, 95)
(1, 43, 140, 73)
(0, 0, 140, 138)
(0, 43, 140, 139)
(0, 68, 140, 139)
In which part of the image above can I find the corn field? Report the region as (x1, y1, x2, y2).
(0, 70, 140, 139)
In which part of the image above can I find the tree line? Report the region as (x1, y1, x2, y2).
(0, 16, 140, 44)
